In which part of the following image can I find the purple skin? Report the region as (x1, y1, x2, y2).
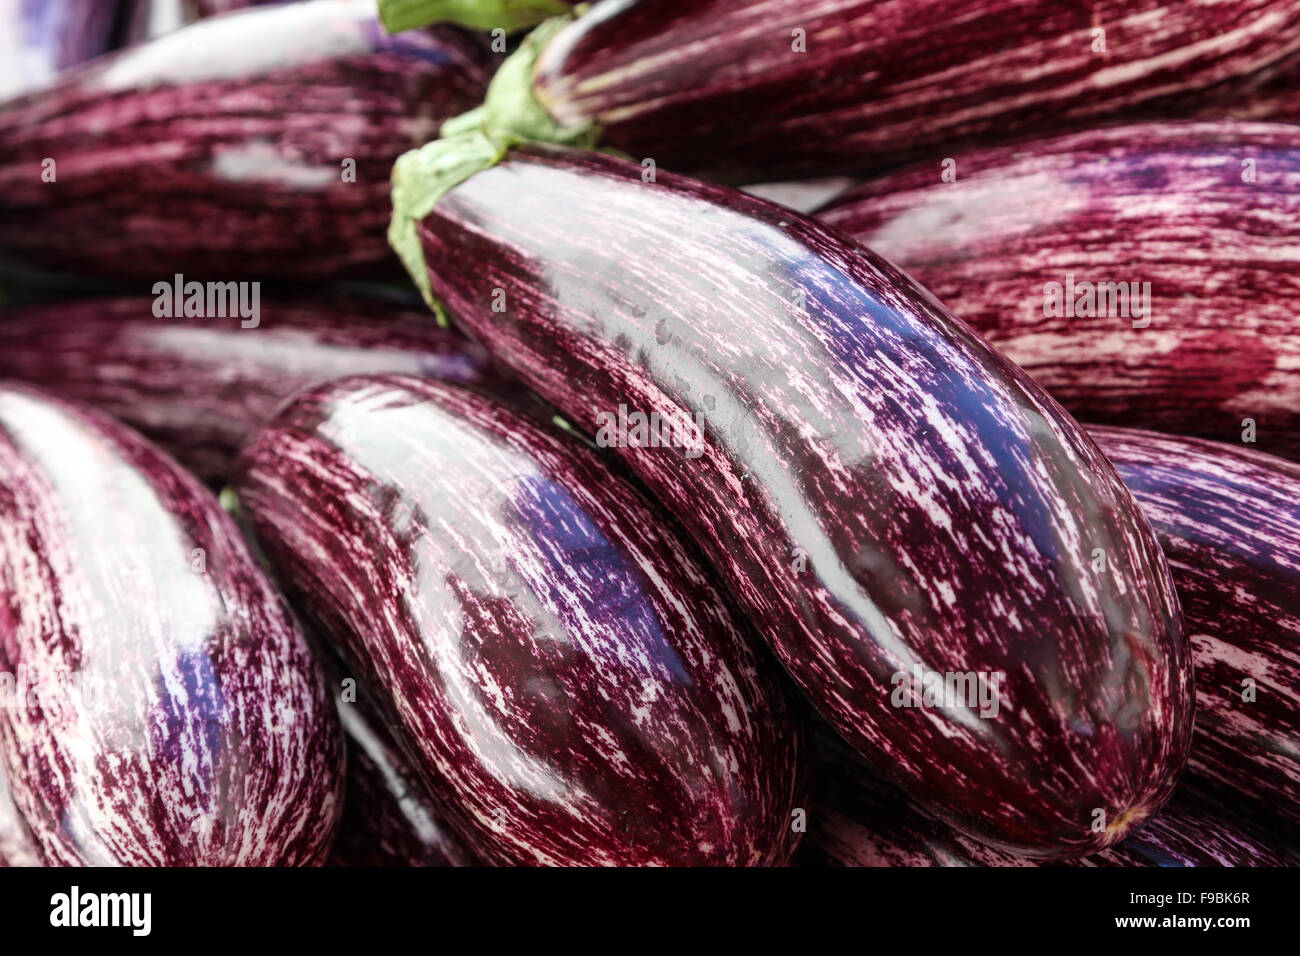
(1089, 427, 1300, 836)
(530, 0, 1300, 182)
(0, 759, 41, 867)
(1195, 56, 1300, 121)
(0, 295, 523, 483)
(0, 0, 490, 278)
(235, 374, 808, 866)
(411, 144, 1190, 859)
(0, 384, 342, 865)
(0, 1, 121, 98)
(328, 690, 478, 867)
(803, 731, 1291, 867)
(815, 121, 1300, 461)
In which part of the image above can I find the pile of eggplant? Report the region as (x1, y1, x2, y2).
(0, 0, 1295, 867)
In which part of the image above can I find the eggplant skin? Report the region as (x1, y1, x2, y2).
(235, 374, 807, 867)
(0, 385, 343, 866)
(1089, 427, 1300, 836)
(328, 696, 478, 868)
(0, 296, 521, 483)
(802, 732, 1290, 867)
(412, 144, 1190, 859)
(532, 0, 1300, 181)
(816, 121, 1300, 461)
(0, 0, 490, 279)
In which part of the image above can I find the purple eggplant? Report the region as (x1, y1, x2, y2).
(0, 295, 522, 482)
(816, 121, 1300, 462)
(804, 732, 1290, 867)
(234, 374, 807, 866)
(0, 384, 342, 865)
(1196, 57, 1300, 122)
(0, 0, 490, 279)
(1089, 427, 1300, 835)
(0, 1, 121, 99)
(0, 760, 40, 867)
(442, 0, 1300, 182)
(329, 691, 477, 867)
(390, 141, 1190, 859)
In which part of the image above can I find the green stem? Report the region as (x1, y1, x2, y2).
(378, 0, 574, 33)
(389, 16, 600, 317)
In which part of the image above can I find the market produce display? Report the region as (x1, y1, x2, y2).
(0, 0, 1295, 870)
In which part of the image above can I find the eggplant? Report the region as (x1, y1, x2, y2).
(0, 384, 342, 865)
(1089, 427, 1300, 835)
(0, 295, 522, 482)
(390, 140, 1190, 859)
(329, 690, 477, 867)
(0, 760, 40, 867)
(0, 0, 121, 99)
(0, 0, 490, 279)
(816, 121, 1300, 461)
(235, 374, 807, 866)
(1196, 58, 1300, 121)
(438, 0, 1300, 182)
(804, 732, 1290, 867)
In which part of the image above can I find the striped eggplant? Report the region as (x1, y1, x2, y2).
(0, 295, 521, 482)
(0, 0, 121, 99)
(0, 384, 342, 865)
(379, 0, 577, 33)
(234, 374, 807, 866)
(803, 732, 1290, 867)
(436, 0, 1300, 183)
(329, 689, 477, 867)
(389, 141, 1191, 859)
(0, 760, 40, 867)
(816, 121, 1300, 461)
(0, 0, 490, 279)
(1089, 427, 1300, 835)
(1194, 57, 1300, 122)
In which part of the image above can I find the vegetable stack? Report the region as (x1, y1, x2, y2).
(0, 0, 1296, 874)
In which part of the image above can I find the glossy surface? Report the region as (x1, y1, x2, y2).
(817, 121, 1300, 460)
(0, 0, 489, 278)
(533, 0, 1300, 181)
(0, 295, 521, 482)
(803, 731, 1290, 867)
(236, 375, 807, 866)
(0, 385, 342, 865)
(417, 145, 1190, 858)
(1091, 427, 1300, 835)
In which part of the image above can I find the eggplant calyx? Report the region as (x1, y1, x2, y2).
(389, 130, 508, 318)
(443, 16, 599, 148)
(378, 0, 572, 34)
